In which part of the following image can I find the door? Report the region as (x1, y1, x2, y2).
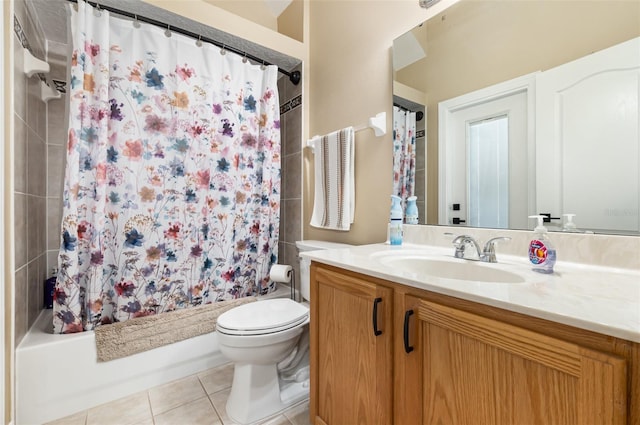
(418, 300, 628, 424)
(536, 37, 640, 232)
(310, 265, 393, 425)
(439, 74, 535, 229)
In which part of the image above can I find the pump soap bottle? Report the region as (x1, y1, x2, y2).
(562, 214, 578, 232)
(389, 195, 403, 245)
(528, 215, 556, 274)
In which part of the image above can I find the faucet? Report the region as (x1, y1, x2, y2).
(481, 237, 511, 263)
(452, 235, 511, 263)
(452, 235, 482, 260)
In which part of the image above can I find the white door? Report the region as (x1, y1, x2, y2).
(439, 74, 534, 229)
(536, 37, 640, 233)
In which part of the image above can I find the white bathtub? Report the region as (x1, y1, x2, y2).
(16, 285, 290, 424)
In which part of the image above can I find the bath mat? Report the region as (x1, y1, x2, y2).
(94, 297, 257, 362)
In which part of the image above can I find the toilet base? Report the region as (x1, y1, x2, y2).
(226, 362, 309, 424)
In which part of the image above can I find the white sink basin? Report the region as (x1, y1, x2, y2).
(372, 251, 525, 284)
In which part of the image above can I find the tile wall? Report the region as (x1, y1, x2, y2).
(414, 108, 426, 224)
(44, 41, 68, 286)
(277, 67, 304, 288)
(14, 0, 49, 346)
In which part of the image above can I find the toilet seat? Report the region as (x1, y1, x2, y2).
(216, 298, 309, 336)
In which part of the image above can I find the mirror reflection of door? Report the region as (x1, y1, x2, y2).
(536, 37, 639, 233)
(439, 75, 534, 229)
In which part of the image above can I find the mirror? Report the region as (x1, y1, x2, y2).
(392, 0, 640, 235)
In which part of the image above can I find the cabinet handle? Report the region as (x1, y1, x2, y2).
(403, 309, 414, 353)
(372, 297, 383, 336)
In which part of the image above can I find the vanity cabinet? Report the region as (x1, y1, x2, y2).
(398, 294, 627, 424)
(310, 264, 393, 425)
(311, 263, 639, 425)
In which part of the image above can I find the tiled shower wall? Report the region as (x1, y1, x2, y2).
(414, 108, 426, 224)
(44, 40, 68, 301)
(13, 1, 48, 345)
(13, 1, 304, 344)
(277, 67, 304, 289)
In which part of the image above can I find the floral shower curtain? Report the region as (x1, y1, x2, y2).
(54, 1, 281, 333)
(392, 106, 416, 206)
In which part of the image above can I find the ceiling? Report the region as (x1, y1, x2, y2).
(27, 0, 301, 71)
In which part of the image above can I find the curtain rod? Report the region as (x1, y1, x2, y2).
(67, 0, 301, 85)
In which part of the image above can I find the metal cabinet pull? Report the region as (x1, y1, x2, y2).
(372, 297, 383, 336)
(403, 309, 414, 353)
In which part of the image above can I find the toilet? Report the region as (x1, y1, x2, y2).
(216, 240, 352, 424)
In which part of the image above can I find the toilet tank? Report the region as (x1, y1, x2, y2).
(296, 240, 353, 301)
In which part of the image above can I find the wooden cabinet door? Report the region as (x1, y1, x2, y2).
(310, 265, 393, 425)
(418, 300, 628, 425)
(394, 293, 424, 425)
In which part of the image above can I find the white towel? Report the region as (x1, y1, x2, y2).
(310, 127, 355, 231)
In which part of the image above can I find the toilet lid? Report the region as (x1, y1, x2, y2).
(216, 298, 309, 335)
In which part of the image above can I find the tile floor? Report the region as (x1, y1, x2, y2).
(46, 362, 311, 425)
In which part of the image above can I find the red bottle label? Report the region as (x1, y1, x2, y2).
(529, 240, 548, 265)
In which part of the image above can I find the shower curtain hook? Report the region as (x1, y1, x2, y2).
(220, 44, 227, 55)
(195, 35, 203, 47)
(242, 52, 248, 63)
(94, 1, 102, 17)
(164, 25, 172, 38)
(260, 61, 266, 70)
(133, 15, 141, 28)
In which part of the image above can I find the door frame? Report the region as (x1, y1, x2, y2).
(438, 72, 537, 225)
(1, 1, 6, 421)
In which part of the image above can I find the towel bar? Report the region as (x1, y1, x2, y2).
(306, 111, 386, 152)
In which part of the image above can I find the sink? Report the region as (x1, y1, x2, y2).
(373, 252, 526, 284)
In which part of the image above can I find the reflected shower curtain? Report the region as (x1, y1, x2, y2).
(54, 1, 281, 333)
(392, 106, 416, 206)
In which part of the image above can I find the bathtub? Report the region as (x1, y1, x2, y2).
(16, 285, 290, 424)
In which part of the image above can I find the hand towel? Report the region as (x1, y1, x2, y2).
(310, 127, 355, 231)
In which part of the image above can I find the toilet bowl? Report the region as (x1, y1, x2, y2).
(216, 240, 352, 424)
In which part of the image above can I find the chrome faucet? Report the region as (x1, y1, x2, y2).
(452, 235, 482, 260)
(481, 237, 511, 263)
(452, 235, 511, 263)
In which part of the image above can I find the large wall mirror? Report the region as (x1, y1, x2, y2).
(392, 0, 640, 235)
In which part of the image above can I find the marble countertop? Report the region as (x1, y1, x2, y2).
(301, 243, 640, 343)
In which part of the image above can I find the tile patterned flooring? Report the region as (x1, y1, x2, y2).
(46, 362, 311, 425)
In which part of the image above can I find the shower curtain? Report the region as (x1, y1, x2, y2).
(392, 106, 416, 206)
(54, 2, 281, 333)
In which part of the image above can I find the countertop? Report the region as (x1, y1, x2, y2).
(301, 243, 640, 343)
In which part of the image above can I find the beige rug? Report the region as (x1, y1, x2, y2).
(95, 297, 257, 362)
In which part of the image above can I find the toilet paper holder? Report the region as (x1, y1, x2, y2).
(269, 264, 297, 301)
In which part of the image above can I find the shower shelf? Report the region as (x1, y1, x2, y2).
(41, 80, 61, 102)
(23, 47, 50, 77)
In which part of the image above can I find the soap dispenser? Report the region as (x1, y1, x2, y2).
(562, 214, 578, 232)
(389, 195, 403, 245)
(405, 196, 419, 225)
(528, 215, 556, 274)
